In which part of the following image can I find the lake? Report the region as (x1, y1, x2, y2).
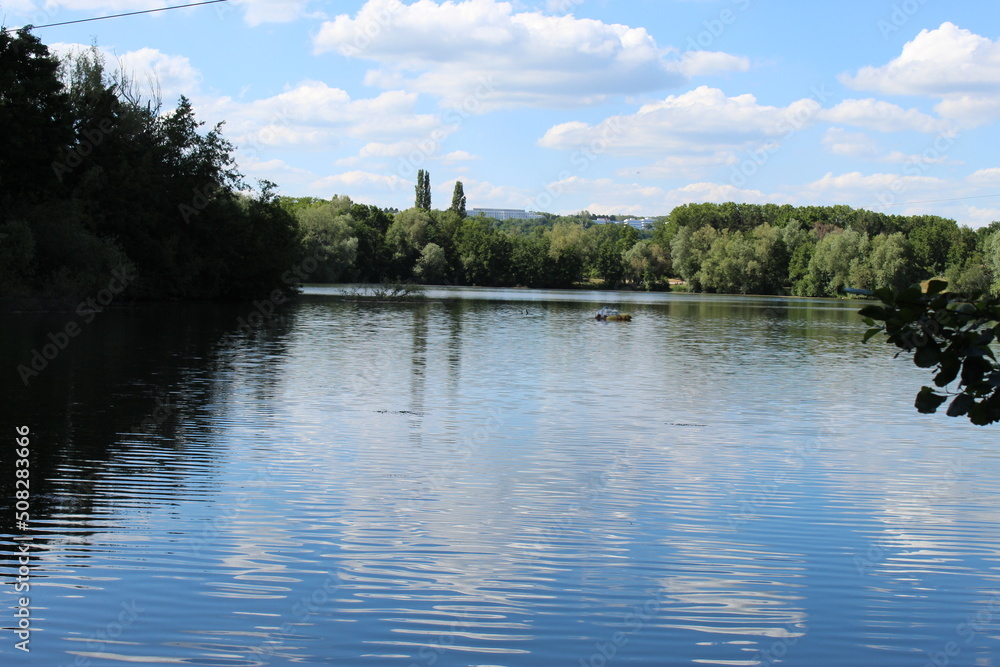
(2, 286, 999, 666)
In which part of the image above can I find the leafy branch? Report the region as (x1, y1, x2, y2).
(860, 280, 1000, 425)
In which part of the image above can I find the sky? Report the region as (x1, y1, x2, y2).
(4, 0, 1000, 227)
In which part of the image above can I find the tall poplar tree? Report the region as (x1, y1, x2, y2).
(415, 169, 431, 210)
(450, 181, 467, 218)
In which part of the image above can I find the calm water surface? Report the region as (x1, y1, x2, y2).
(1, 287, 999, 666)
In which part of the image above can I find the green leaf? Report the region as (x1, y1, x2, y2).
(968, 400, 999, 426)
(913, 340, 941, 368)
(925, 279, 948, 296)
(873, 288, 896, 305)
(970, 331, 996, 361)
(858, 305, 888, 320)
(962, 357, 989, 386)
(973, 330, 995, 346)
(900, 285, 923, 302)
(915, 386, 947, 414)
(946, 393, 974, 417)
(863, 327, 883, 344)
(929, 294, 950, 310)
(934, 358, 961, 387)
(947, 302, 977, 315)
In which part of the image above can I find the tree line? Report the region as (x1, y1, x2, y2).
(658, 202, 1000, 297)
(282, 193, 1000, 296)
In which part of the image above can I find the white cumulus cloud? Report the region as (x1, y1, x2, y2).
(538, 86, 821, 156)
(819, 99, 951, 134)
(441, 150, 479, 162)
(200, 83, 443, 148)
(800, 171, 951, 210)
(313, 0, 735, 109)
(840, 22, 1000, 126)
(821, 128, 881, 159)
(311, 169, 410, 193)
(967, 168, 1000, 188)
(678, 50, 751, 77)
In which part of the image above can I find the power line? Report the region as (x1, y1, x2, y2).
(871, 193, 1000, 208)
(3, 0, 230, 33)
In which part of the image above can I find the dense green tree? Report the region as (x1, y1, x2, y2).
(850, 209, 898, 237)
(802, 229, 870, 297)
(946, 252, 991, 294)
(545, 222, 591, 286)
(0, 219, 35, 296)
(1, 34, 300, 303)
(623, 240, 670, 289)
(295, 197, 358, 282)
(509, 234, 550, 287)
(907, 216, 961, 276)
(788, 243, 817, 296)
(751, 224, 789, 293)
(428, 208, 463, 281)
(590, 223, 639, 287)
(781, 220, 817, 295)
(986, 230, 1000, 295)
(698, 229, 784, 294)
(226, 182, 301, 297)
(948, 226, 979, 270)
(867, 232, 916, 293)
(652, 218, 679, 274)
(0, 29, 73, 207)
(386, 208, 432, 277)
(671, 224, 719, 291)
(347, 202, 392, 282)
(669, 202, 724, 230)
(10, 199, 133, 299)
(697, 230, 740, 293)
(413, 242, 448, 284)
(718, 202, 761, 232)
(455, 217, 512, 286)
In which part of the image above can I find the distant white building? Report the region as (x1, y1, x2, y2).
(468, 208, 544, 221)
(625, 218, 657, 230)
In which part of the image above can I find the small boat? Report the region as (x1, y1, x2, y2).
(595, 307, 631, 321)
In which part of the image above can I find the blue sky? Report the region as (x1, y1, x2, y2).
(5, 0, 1000, 227)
